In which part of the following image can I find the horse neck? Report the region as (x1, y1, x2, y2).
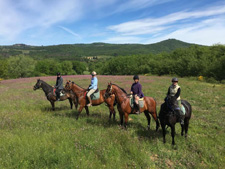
(41, 81, 53, 94)
(71, 83, 85, 96)
(112, 85, 128, 103)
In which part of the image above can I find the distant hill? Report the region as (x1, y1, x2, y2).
(0, 39, 200, 60)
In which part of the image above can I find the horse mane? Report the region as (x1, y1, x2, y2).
(72, 81, 86, 90)
(112, 83, 127, 94)
(39, 79, 52, 88)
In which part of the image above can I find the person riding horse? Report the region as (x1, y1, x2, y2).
(54, 72, 63, 101)
(87, 71, 98, 106)
(166, 77, 185, 124)
(130, 75, 144, 114)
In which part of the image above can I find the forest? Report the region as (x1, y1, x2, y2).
(0, 40, 224, 82)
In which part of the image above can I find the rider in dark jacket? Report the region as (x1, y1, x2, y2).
(55, 72, 63, 101)
(130, 75, 144, 114)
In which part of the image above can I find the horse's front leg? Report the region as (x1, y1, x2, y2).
(119, 113, 123, 126)
(184, 119, 189, 138)
(50, 101, 55, 111)
(84, 106, 89, 116)
(161, 122, 166, 143)
(171, 125, 175, 145)
(68, 98, 73, 109)
(124, 113, 129, 129)
(76, 105, 84, 120)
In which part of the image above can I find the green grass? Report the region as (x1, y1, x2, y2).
(0, 75, 224, 169)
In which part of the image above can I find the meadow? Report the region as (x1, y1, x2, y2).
(0, 75, 224, 169)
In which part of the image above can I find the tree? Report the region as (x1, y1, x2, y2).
(0, 59, 8, 78)
(7, 55, 36, 78)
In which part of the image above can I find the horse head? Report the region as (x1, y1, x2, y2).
(33, 79, 42, 90)
(65, 80, 72, 91)
(105, 82, 113, 98)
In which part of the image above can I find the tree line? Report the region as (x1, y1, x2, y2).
(0, 44, 224, 82)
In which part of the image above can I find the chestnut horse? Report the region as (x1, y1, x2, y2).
(65, 81, 116, 120)
(105, 82, 160, 130)
(33, 79, 78, 111)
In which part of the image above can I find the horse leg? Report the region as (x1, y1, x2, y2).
(84, 106, 89, 116)
(76, 106, 84, 120)
(113, 109, 116, 121)
(171, 125, 176, 145)
(144, 111, 151, 130)
(124, 113, 129, 129)
(181, 123, 184, 136)
(69, 98, 73, 109)
(150, 111, 160, 132)
(50, 101, 55, 111)
(119, 113, 123, 126)
(161, 123, 166, 144)
(184, 119, 189, 138)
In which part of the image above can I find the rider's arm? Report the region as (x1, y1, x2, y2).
(89, 77, 98, 89)
(137, 84, 142, 97)
(167, 87, 170, 96)
(175, 88, 181, 99)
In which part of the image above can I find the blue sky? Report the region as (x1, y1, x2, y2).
(0, 0, 225, 46)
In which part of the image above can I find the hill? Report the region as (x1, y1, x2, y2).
(0, 39, 198, 60)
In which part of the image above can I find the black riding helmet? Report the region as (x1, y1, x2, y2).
(57, 72, 61, 76)
(133, 75, 139, 80)
(172, 77, 178, 82)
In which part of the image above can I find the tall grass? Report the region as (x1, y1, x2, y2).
(0, 75, 224, 168)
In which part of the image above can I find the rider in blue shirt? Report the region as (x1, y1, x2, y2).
(87, 71, 98, 106)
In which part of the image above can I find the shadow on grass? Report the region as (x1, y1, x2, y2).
(41, 105, 73, 112)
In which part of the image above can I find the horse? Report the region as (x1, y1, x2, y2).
(159, 95, 192, 145)
(64, 81, 116, 120)
(33, 79, 78, 111)
(105, 82, 160, 130)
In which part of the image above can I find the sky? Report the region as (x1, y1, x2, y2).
(0, 0, 225, 46)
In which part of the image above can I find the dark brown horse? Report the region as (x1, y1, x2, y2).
(65, 81, 116, 120)
(105, 82, 160, 130)
(33, 79, 78, 111)
(159, 95, 192, 145)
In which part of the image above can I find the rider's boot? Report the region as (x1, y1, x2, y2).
(135, 103, 141, 115)
(180, 114, 185, 125)
(87, 96, 92, 106)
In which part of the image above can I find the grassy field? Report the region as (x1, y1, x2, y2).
(0, 75, 224, 169)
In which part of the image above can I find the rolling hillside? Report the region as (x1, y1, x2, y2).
(0, 39, 198, 60)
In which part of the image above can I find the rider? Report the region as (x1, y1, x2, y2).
(54, 72, 63, 101)
(130, 75, 144, 114)
(87, 71, 98, 106)
(166, 77, 185, 125)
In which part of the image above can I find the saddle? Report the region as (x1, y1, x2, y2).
(53, 89, 65, 97)
(85, 88, 100, 101)
(129, 96, 144, 108)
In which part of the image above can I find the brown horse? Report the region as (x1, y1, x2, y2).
(33, 79, 78, 111)
(65, 81, 116, 120)
(105, 82, 160, 130)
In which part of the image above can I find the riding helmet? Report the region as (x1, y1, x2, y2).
(57, 72, 61, 76)
(133, 75, 139, 80)
(172, 77, 178, 82)
(92, 71, 97, 76)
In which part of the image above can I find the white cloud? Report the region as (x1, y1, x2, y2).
(104, 36, 142, 44)
(107, 4, 225, 45)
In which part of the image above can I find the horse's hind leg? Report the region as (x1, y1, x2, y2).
(144, 111, 151, 130)
(150, 111, 160, 132)
(184, 120, 189, 137)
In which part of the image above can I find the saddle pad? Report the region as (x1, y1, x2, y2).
(130, 97, 134, 108)
(138, 99, 144, 108)
(91, 91, 100, 100)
